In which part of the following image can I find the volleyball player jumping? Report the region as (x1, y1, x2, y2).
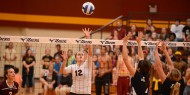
(59, 28, 93, 95)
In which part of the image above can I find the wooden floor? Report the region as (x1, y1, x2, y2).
(16, 80, 117, 95)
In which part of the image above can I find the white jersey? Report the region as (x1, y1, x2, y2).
(65, 60, 92, 94)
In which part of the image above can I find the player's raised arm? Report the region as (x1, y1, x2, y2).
(161, 41, 174, 71)
(154, 41, 166, 83)
(59, 51, 68, 75)
(136, 31, 144, 60)
(122, 34, 136, 77)
(82, 28, 93, 67)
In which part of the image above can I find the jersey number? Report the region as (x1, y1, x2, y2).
(75, 70, 83, 76)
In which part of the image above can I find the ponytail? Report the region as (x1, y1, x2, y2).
(170, 82, 180, 95)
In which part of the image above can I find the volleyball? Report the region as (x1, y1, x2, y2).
(82, 2, 95, 15)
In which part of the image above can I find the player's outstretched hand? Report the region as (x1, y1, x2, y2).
(61, 51, 68, 61)
(82, 28, 92, 39)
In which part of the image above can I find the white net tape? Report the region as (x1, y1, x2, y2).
(1, 35, 190, 47)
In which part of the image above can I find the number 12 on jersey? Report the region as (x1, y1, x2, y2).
(75, 70, 83, 76)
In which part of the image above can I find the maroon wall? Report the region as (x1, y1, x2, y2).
(0, 0, 123, 18)
(122, 0, 190, 20)
(0, 0, 189, 18)
(0, 0, 189, 29)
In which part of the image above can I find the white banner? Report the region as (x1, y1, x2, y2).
(0, 35, 190, 47)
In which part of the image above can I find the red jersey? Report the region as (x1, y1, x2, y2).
(0, 80, 18, 95)
(111, 28, 126, 40)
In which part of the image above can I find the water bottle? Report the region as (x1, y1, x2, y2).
(105, 83, 109, 94)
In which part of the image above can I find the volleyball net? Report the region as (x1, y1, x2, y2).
(0, 35, 190, 77)
(0, 35, 190, 94)
(1, 35, 190, 46)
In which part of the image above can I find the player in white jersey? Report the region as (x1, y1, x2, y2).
(60, 28, 92, 95)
